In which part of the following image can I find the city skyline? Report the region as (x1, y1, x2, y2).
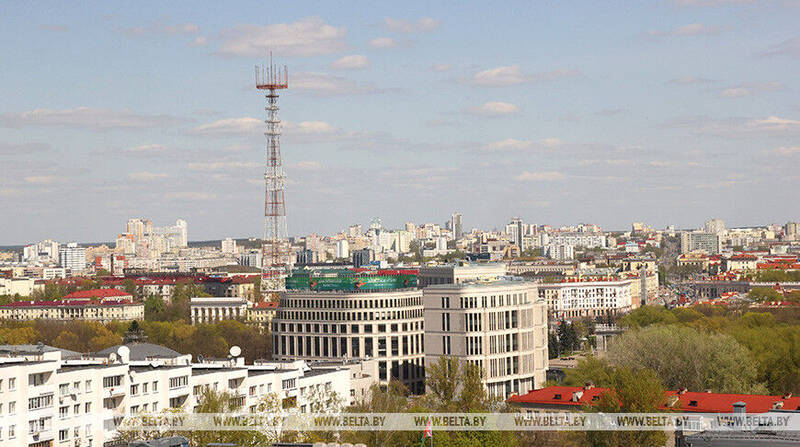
(1, 1, 799, 245)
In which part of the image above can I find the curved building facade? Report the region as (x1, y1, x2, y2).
(272, 288, 425, 393)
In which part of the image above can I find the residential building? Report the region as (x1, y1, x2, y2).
(538, 279, 633, 320)
(335, 239, 350, 260)
(549, 233, 606, 249)
(417, 262, 506, 288)
(680, 232, 722, 255)
(351, 248, 373, 268)
(190, 297, 248, 324)
(545, 244, 574, 261)
(506, 218, 525, 250)
(221, 238, 237, 254)
(704, 218, 726, 234)
(58, 243, 86, 274)
(423, 280, 548, 399)
(272, 288, 425, 393)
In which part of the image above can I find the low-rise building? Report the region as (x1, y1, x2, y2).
(538, 279, 633, 320)
(190, 297, 248, 324)
(423, 280, 548, 399)
(0, 289, 142, 322)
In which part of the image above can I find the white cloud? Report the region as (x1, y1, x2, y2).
(330, 55, 369, 70)
(369, 37, 400, 48)
(465, 101, 520, 116)
(190, 36, 207, 47)
(514, 171, 566, 181)
(0, 107, 185, 130)
(288, 161, 323, 170)
(666, 75, 716, 85)
(165, 192, 217, 200)
(284, 120, 337, 135)
(751, 116, 800, 131)
(121, 22, 200, 36)
(382, 17, 440, 33)
(649, 23, 724, 36)
(431, 63, 452, 72)
(672, 115, 800, 137)
(122, 144, 169, 155)
(773, 146, 800, 155)
(24, 175, 61, 184)
(188, 117, 261, 136)
(0, 142, 50, 154)
(672, 0, 754, 5)
(720, 82, 782, 97)
(293, 72, 383, 96)
(128, 171, 168, 181)
(216, 17, 347, 57)
(483, 137, 562, 151)
(467, 65, 579, 86)
(187, 161, 260, 171)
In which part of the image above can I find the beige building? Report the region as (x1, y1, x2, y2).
(272, 288, 425, 393)
(538, 279, 633, 320)
(0, 296, 142, 323)
(418, 262, 507, 287)
(423, 280, 548, 399)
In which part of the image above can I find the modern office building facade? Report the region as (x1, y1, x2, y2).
(417, 262, 506, 288)
(423, 280, 548, 399)
(272, 288, 425, 393)
(538, 279, 633, 320)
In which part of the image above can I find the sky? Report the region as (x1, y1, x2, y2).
(0, 1, 799, 245)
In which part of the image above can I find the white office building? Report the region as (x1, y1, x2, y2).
(272, 288, 425, 393)
(417, 262, 506, 288)
(423, 280, 548, 399)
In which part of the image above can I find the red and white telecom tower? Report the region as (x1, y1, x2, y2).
(255, 57, 290, 295)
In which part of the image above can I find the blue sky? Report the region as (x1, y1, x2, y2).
(1, 0, 799, 244)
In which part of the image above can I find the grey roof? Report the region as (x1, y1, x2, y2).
(95, 342, 183, 361)
(0, 344, 81, 358)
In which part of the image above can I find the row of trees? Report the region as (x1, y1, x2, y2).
(0, 319, 270, 363)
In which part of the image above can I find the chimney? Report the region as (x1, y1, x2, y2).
(733, 401, 746, 414)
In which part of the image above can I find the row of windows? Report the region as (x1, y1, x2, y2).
(281, 296, 422, 309)
(59, 380, 92, 395)
(277, 308, 423, 322)
(276, 320, 423, 334)
(58, 403, 92, 418)
(28, 394, 53, 411)
(277, 332, 425, 358)
(438, 292, 531, 310)
(169, 376, 188, 389)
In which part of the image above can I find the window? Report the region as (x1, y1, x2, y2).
(282, 379, 296, 390)
(28, 395, 53, 411)
(8, 378, 15, 390)
(59, 429, 68, 441)
(152, 402, 158, 412)
(130, 384, 139, 395)
(85, 380, 92, 392)
(9, 425, 15, 439)
(85, 424, 92, 436)
(130, 405, 139, 414)
(60, 384, 69, 396)
(59, 406, 68, 419)
(74, 404, 80, 414)
(169, 376, 188, 389)
(9, 402, 15, 414)
(152, 381, 158, 391)
(103, 376, 122, 388)
(85, 402, 91, 413)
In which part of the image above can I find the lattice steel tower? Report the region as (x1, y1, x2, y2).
(255, 58, 290, 294)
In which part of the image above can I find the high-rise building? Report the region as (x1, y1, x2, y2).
(680, 232, 722, 255)
(221, 237, 237, 254)
(352, 248, 374, 268)
(545, 244, 574, 260)
(506, 217, 525, 250)
(704, 218, 726, 234)
(451, 212, 463, 240)
(423, 280, 548, 399)
(59, 242, 86, 273)
(335, 239, 350, 259)
(348, 224, 362, 238)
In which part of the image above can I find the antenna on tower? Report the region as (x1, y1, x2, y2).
(255, 55, 290, 298)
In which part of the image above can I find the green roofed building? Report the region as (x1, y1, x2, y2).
(285, 269, 418, 291)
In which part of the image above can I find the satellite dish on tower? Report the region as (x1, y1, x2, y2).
(229, 346, 242, 357)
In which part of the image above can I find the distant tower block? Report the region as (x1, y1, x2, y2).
(255, 57, 290, 295)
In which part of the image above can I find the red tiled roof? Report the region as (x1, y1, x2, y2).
(509, 386, 800, 413)
(64, 289, 132, 299)
(252, 302, 278, 309)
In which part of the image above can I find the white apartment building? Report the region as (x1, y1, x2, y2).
(545, 244, 575, 261)
(548, 233, 606, 249)
(0, 278, 40, 297)
(272, 288, 425, 393)
(221, 238, 237, 254)
(538, 279, 633, 320)
(0, 342, 358, 447)
(335, 239, 350, 259)
(58, 243, 86, 274)
(417, 262, 507, 288)
(190, 297, 248, 324)
(423, 280, 548, 399)
(680, 231, 722, 255)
